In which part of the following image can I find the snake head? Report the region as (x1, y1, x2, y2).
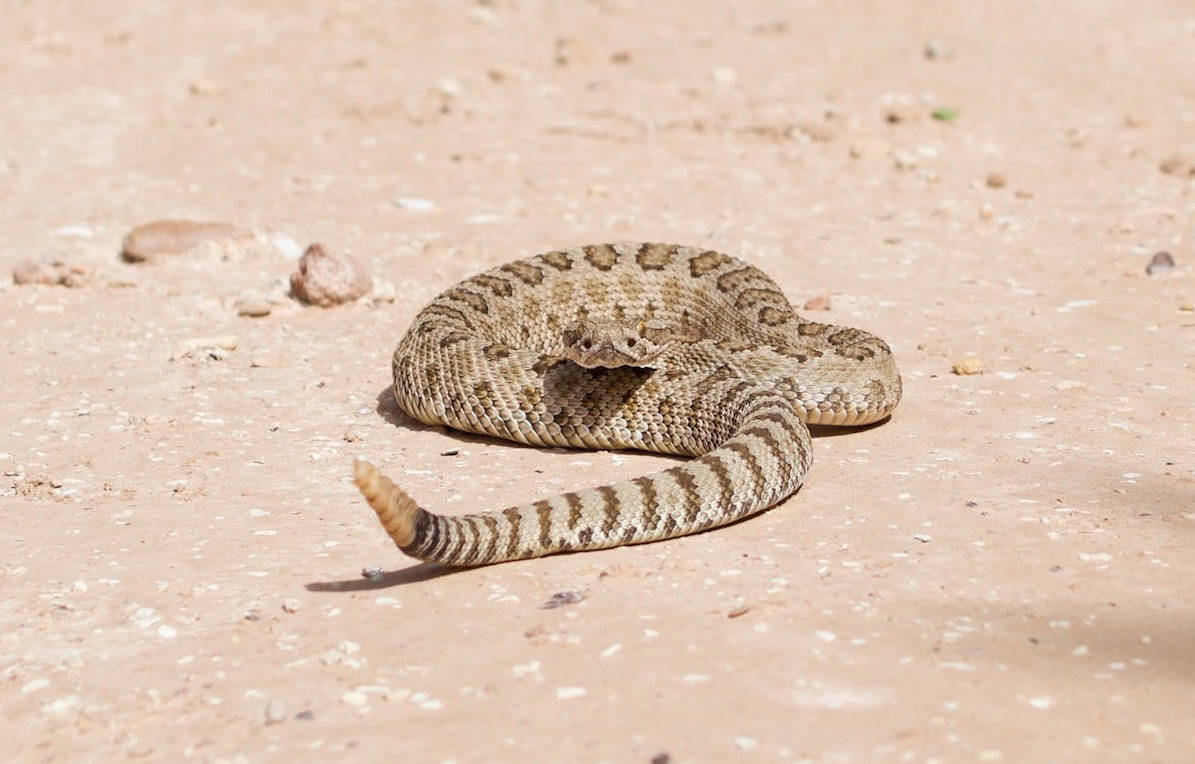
(560, 318, 672, 369)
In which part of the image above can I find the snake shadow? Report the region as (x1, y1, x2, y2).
(306, 562, 461, 591)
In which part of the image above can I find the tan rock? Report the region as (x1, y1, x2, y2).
(289, 243, 371, 307)
(121, 220, 251, 263)
(12, 257, 88, 287)
(237, 298, 273, 317)
(12, 258, 61, 286)
(951, 358, 985, 375)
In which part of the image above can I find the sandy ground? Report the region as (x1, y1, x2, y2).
(3, 1, 1194, 761)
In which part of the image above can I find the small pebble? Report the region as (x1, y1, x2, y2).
(290, 243, 371, 307)
(951, 358, 985, 375)
(269, 234, 304, 260)
(281, 598, 301, 613)
(12, 258, 62, 286)
(295, 710, 315, 721)
(892, 149, 919, 169)
(237, 298, 273, 317)
(170, 335, 238, 361)
(51, 224, 94, 238)
(392, 197, 437, 211)
(21, 678, 50, 694)
(802, 295, 831, 311)
(189, 79, 224, 96)
(1145, 251, 1175, 276)
(439, 448, 459, 456)
(985, 172, 1007, 188)
(796, 121, 836, 142)
(1158, 155, 1194, 177)
(341, 691, 368, 707)
(542, 590, 585, 609)
(121, 220, 250, 263)
(913, 534, 932, 543)
(361, 566, 384, 581)
(1178, 301, 1194, 312)
(711, 67, 737, 84)
(727, 605, 752, 618)
(12, 257, 88, 287)
(555, 686, 587, 700)
(264, 698, 287, 725)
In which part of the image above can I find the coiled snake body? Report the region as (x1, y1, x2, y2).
(354, 243, 901, 566)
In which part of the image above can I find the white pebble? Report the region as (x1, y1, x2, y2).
(270, 235, 303, 260)
(600, 644, 622, 658)
(264, 698, 287, 724)
(814, 630, 836, 642)
(374, 596, 400, 608)
(131, 607, 160, 629)
(393, 197, 437, 211)
(1027, 696, 1054, 709)
(556, 686, 587, 700)
(733, 736, 758, 750)
(711, 67, 738, 84)
(913, 534, 932, 543)
(21, 678, 50, 694)
(681, 674, 711, 683)
(341, 691, 368, 707)
(157, 625, 178, 639)
(52, 225, 94, 238)
(512, 661, 542, 679)
(42, 695, 80, 715)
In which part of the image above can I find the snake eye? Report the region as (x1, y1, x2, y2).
(626, 338, 636, 347)
(581, 340, 592, 350)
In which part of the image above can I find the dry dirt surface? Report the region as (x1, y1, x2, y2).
(3, 1, 1194, 762)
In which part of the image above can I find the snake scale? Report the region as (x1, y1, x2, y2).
(353, 242, 901, 566)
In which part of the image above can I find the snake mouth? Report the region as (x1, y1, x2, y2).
(567, 350, 643, 369)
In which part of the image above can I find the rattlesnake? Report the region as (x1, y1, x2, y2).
(353, 242, 901, 566)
